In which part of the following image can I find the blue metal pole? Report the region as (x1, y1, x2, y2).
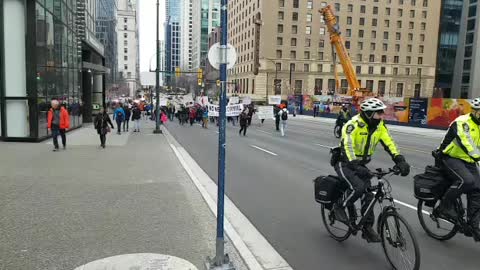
(215, 0, 228, 265)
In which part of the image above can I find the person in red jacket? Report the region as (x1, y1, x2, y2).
(47, 100, 70, 151)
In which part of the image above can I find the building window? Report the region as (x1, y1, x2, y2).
(372, 18, 377, 26)
(345, 41, 351, 49)
(320, 27, 326, 35)
(124, 18, 128, 23)
(124, 33, 128, 38)
(466, 33, 474, 44)
(423, 0, 428, 7)
(397, 21, 402, 28)
(293, 0, 299, 8)
(307, 14, 312, 22)
(369, 55, 375, 62)
(277, 37, 283, 45)
(399, 0, 404, 4)
(292, 12, 299, 21)
(385, 20, 390, 27)
(366, 80, 374, 90)
(278, 11, 284, 20)
(407, 56, 411, 64)
(304, 51, 310, 59)
(386, 8, 391, 15)
(394, 56, 399, 63)
(396, 83, 404, 97)
(410, 10, 415, 18)
(360, 5, 366, 13)
(370, 43, 376, 50)
(294, 80, 302, 94)
(305, 38, 311, 47)
(346, 29, 351, 37)
(378, 80, 386, 96)
(368, 67, 374, 74)
(290, 51, 296, 59)
(417, 68, 422, 76)
(409, 22, 414, 29)
(124, 56, 128, 61)
(358, 42, 363, 50)
(292, 25, 298, 34)
(328, 79, 336, 91)
(357, 54, 363, 61)
(382, 55, 387, 63)
(393, 67, 398, 75)
(464, 60, 472, 70)
(124, 48, 128, 53)
(409, 33, 413, 41)
(356, 66, 362, 74)
(418, 57, 423, 64)
(306, 26, 311, 35)
(307, 0, 313, 9)
(373, 6, 378, 14)
(304, 64, 310, 72)
(291, 38, 297, 46)
(396, 33, 401, 40)
(279, 0, 284, 7)
(277, 24, 283, 33)
(317, 64, 323, 72)
(383, 43, 388, 51)
(469, 5, 477, 17)
(381, 67, 386, 74)
(372, 31, 376, 39)
(359, 30, 364, 38)
(383, 32, 389, 40)
(276, 50, 282, 58)
(422, 11, 427, 19)
(347, 17, 352, 25)
(276, 63, 282, 71)
(398, 9, 403, 17)
(124, 65, 128, 70)
(319, 40, 325, 48)
(124, 25, 127, 30)
(421, 22, 426, 30)
(419, 45, 424, 53)
(315, 79, 323, 94)
(360, 18, 365, 25)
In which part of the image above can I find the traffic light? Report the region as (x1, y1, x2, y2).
(36, 72, 41, 80)
(175, 67, 181, 77)
(197, 68, 203, 79)
(216, 80, 221, 86)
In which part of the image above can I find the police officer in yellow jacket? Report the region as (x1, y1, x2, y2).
(334, 98, 410, 242)
(435, 98, 480, 239)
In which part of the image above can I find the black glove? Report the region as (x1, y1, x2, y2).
(394, 155, 410, 176)
(348, 161, 371, 178)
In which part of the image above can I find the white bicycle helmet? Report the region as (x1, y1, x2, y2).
(360, 98, 387, 112)
(469, 98, 480, 109)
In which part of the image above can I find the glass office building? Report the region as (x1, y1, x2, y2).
(0, 0, 82, 141)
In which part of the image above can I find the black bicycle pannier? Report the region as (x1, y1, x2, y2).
(414, 165, 451, 201)
(314, 175, 343, 209)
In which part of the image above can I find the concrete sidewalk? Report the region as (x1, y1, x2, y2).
(294, 114, 446, 138)
(0, 119, 248, 270)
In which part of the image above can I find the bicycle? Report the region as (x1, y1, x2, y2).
(417, 197, 480, 242)
(321, 168, 421, 270)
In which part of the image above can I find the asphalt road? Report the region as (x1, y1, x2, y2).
(166, 116, 480, 270)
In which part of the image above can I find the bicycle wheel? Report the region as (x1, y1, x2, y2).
(380, 212, 420, 270)
(334, 125, 342, 138)
(321, 204, 351, 242)
(417, 200, 458, 241)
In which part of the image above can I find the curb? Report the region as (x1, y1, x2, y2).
(162, 126, 293, 270)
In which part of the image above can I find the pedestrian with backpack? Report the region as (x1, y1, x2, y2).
(123, 105, 131, 132)
(131, 105, 142, 132)
(278, 105, 288, 137)
(239, 108, 249, 136)
(113, 104, 126, 135)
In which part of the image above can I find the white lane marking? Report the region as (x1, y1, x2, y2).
(315, 143, 334, 149)
(250, 145, 278, 156)
(257, 130, 271, 135)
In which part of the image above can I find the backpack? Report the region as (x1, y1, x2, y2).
(116, 110, 124, 121)
(281, 110, 288, 120)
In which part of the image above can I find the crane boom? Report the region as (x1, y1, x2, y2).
(320, 5, 372, 98)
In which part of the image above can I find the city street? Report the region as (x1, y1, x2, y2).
(166, 116, 480, 270)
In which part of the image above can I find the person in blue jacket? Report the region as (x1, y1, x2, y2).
(113, 104, 126, 135)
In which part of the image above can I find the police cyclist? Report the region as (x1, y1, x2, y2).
(434, 98, 480, 240)
(334, 98, 410, 242)
(337, 104, 351, 125)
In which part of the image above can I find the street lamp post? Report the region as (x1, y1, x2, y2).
(153, 0, 162, 134)
(264, 58, 278, 102)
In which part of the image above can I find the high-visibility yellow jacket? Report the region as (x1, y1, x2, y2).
(439, 114, 480, 163)
(340, 114, 400, 163)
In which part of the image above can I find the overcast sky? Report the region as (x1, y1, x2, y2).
(138, 0, 166, 72)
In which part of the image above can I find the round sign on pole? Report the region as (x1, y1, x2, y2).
(207, 42, 237, 70)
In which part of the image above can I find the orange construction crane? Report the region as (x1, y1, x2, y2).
(320, 5, 373, 100)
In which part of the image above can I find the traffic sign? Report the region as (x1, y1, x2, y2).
(207, 42, 237, 70)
